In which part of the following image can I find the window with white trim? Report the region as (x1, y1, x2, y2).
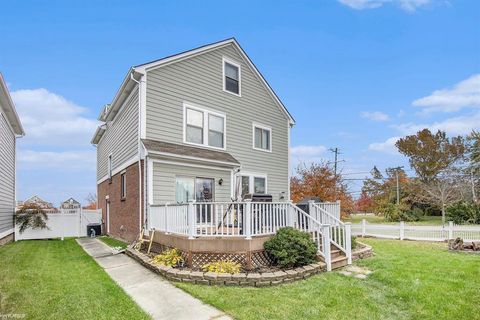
(223, 58, 241, 95)
(238, 174, 267, 196)
(120, 172, 126, 199)
(253, 124, 272, 152)
(184, 104, 226, 149)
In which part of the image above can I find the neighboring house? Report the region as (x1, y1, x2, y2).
(92, 38, 295, 242)
(60, 197, 81, 210)
(0, 73, 25, 245)
(20, 195, 55, 210)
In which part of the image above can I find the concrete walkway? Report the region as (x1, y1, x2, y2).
(77, 238, 231, 320)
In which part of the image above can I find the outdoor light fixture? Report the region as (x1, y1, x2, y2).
(219, 178, 224, 185)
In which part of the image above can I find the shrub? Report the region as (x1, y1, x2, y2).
(202, 260, 241, 274)
(446, 201, 480, 225)
(264, 227, 317, 269)
(384, 203, 420, 222)
(15, 204, 49, 233)
(351, 236, 357, 250)
(151, 248, 184, 267)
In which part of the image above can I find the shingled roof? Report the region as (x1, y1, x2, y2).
(142, 139, 240, 166)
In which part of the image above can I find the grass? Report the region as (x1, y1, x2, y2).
(177, 239, 480, 320)
(99, 236, 128, 249)
(0, 239, 149, 320)
(345, 215, 444, 225)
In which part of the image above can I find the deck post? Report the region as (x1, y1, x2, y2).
(164, 203, 169, 234)
(361, 218, 366, 237)
(448, 221, 454, 240)
(245, 199, 252, 240)
(400, 221, 405, 240)
(345, 222, 352, 265)
(308, 200, 315, 216)
(188, 200, 195, 239)
(288, 200, 295, 227)
(321, 224, 332, 271)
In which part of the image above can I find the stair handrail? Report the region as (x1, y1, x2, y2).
(309, 201, 352, 265)
(289, 203, 332, 271)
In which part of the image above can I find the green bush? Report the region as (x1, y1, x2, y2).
(264, 227, 317, 269)
(384, 203, 420, 222)
(151, 248, 184, 267)
(351, 236, 357, 250)
(446, 201, 480, 225)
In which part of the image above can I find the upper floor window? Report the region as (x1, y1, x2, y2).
(223, 58, 241, 96)
(253, 123, 272, 152)
(184, 103, 226, 149)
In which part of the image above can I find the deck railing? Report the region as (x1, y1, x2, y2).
(309, 201, 352, 264)
(148, 200, 349, 271)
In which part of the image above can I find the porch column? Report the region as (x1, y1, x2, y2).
(188, 200, 196, 239)
(245, 199, 252, 240)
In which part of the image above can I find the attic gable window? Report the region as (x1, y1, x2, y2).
(223, 58, 241, 96)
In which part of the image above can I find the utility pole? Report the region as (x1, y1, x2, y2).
(393, 166, 404, 205)
(329, 148, 341, 200)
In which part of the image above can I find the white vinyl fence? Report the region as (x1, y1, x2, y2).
(352, 219, 480, 242)
(15, 209, 102, 240)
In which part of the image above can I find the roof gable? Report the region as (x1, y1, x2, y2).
(134, 38, 295, 124)
(0, 73, 24, 136)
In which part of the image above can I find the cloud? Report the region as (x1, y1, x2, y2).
(338, 0, 431, 12)
(368, 137, 401, 154)
(393, 112, 480, 136)
(290, 145, 328, 171)
(11, 88, 99, 146)
(361, 111, 390, 121)
(412, 74, 480, 114)
(17, 150, 96, 171)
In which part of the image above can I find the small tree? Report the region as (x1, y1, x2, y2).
(15, 203, 49, 233)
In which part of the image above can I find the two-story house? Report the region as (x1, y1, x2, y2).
(92, 38, 294, 242)
(0, 73, 25, 245)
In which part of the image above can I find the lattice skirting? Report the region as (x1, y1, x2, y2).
(191, 252, 248, 270)
(250, 250, 275, 269)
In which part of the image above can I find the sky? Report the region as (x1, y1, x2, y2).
(1, 0, 479, 205)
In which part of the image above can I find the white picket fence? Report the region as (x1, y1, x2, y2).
(15, 209, 102, 240)
(351, 219, 480, 242)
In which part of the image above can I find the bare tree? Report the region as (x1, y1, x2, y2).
(85, 193, 97, 208)
(416, 174, 463, 225)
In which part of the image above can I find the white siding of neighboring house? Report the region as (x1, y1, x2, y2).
(97, 87, 139, 181)
(0, 112, 16, 236)
(145, 44, 290, 201)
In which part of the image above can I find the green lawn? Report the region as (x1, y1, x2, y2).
(99, 236, 129, 249)
(345, 215, 444, 225)
(177, 239, 480, 320)
(0, 239, 149, 320)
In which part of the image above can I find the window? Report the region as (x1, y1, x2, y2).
(175, 177, 195, 204)
(223, 58, 241, 95)
(107, 154, 112, 181)
(253, 124, 272, 152)
(238, 174, 267, 196)
(184, 104, 226, 149)
(120, 172, 126, 199)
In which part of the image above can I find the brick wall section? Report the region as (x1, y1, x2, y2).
(98, 161, 144, 243)
(0, 233, 14, 246)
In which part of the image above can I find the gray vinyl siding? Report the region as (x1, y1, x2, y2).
(152, 162, 231, 204)
(0, 113, 15, 234)
(97, 88, 139, 180)
(145, 44, 290, 200)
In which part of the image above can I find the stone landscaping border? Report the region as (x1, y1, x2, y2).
(126, 247, 326, 287)
(352, 242, 374, 261)
(126, 244, 374, 287)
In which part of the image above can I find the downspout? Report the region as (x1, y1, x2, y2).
(130, 72, 144, 234)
